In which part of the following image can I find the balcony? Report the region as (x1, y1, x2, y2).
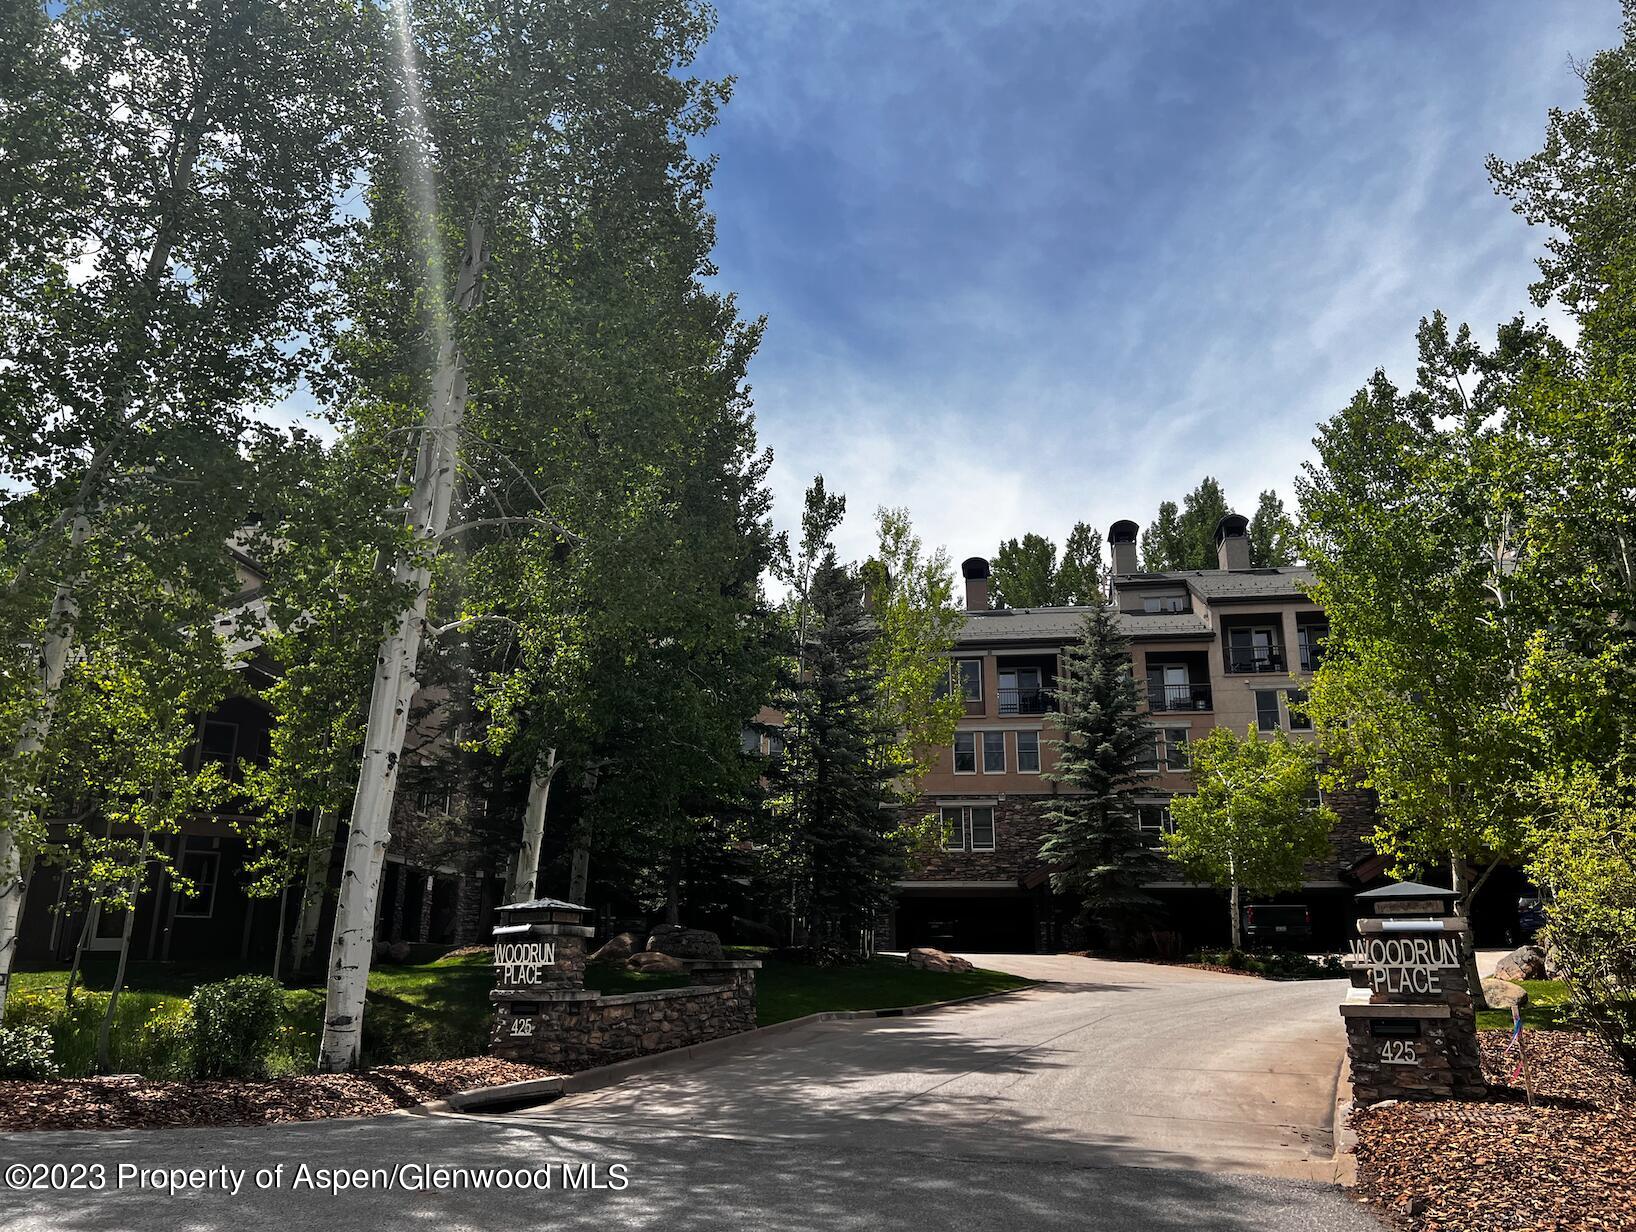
(998, 686, 1055, 715)
(1299, 645, 1324, 673)
(1225, 646, 1286, 674)
(1147, 682, 1213, 712)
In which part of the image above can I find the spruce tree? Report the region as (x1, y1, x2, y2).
(1039, 600, 1164, 949)
(774, 551, 906, 960)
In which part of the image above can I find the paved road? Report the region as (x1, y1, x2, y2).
(0, 955, 1381, 1231)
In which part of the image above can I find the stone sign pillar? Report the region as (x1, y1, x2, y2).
(1340, 880, 1485, 1102)
(489, 897, 598, 1053)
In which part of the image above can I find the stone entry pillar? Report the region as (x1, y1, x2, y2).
(489, 896, 598, 1052)
(1340, 880, 1486, 1102)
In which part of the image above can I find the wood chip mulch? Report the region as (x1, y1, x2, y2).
(1352, 1030, 1636, 1231)
(0, 1057, 558, 1133)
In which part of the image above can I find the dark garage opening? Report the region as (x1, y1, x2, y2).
(896, 893, 1034, 952)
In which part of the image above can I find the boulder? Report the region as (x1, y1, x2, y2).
(1494, 944, 1548, 983)
(588, 932, 640, 965)
(1482, 977, 1530, 1012)
(646, 924, 724, 960)
(626, 950, 687, 975)
(906, 946, 973, 974)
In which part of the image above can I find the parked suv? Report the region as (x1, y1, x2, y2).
(1242, 903, 1311, 947)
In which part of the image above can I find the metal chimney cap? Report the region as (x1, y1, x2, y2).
(960, 556, 991, 579)
(1213, 513, 1250, 544)
(1109, 519, 1139, 544)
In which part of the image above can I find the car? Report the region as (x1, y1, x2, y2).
(1242, 903, 1312, 947)
(1514, 894, 1547, 944)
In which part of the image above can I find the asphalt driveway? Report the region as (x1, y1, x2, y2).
(0, 954, 1381, 1231)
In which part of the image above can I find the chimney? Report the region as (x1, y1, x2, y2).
(1109, 520, 1139, 576)
(1215, 513, 1251, 571)
(961, 556, 991, 610)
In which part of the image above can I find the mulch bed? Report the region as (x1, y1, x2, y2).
(1352, 1030, 1636, 1231)
(0, 1057, 556, 1133)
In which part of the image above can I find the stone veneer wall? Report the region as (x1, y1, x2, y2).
(490, 966, 757, 1072)
(906, 795, 1057, 882)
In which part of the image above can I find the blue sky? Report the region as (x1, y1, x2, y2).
(690, 0, 1622, 568)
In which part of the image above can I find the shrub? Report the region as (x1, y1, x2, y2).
(1192, 948, 1343, 980)
(0, 1024, 60, 1080)
(125, 1004, 194, 1080)
(189, 976, 283, 1079)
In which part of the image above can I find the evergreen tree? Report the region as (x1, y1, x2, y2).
(775, 554, 906, 959)
(1039, 601, 1163, 948)
(1248, 489, 1299, 566)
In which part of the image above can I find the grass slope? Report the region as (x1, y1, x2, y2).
(9, 951, 1030, 1073)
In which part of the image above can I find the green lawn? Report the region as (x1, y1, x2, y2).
(1476, 979, 1576, 1031)
(8, 950, 1029, 1075)
(755, 955, 1030, 1025)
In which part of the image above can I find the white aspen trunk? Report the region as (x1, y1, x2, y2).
(317, 212, 487, 1073)
(96, 826, 152, 1071)
(291, 804, 338, 975)
(509, 747, 557, 903)
(0, 517, 90, 1021)
(0, 71, 213, 1021)
(1230, 876, 1242, 951)
(566, 765, 600, 906)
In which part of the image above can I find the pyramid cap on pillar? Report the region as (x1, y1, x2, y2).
(499, 896, 590, 913)
(1356, 881, 1459, 901)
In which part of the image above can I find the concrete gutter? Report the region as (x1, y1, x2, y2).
(1329, 1050, 1358, 1187)
(433, 984, 1035, 1116)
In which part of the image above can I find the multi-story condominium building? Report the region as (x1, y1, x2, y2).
(888, 513, 1381, 953)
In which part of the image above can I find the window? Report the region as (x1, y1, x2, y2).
(998, 666, 1045, 714)
(416, 788, 452, 816)
(955, 659, 983, 702)
(1016, 730, 1041, 773)
(740, 727, 762, 754)
(953, 732, 976, 773)
(1142, 593, 1186, 613)
(174, 849, 220, 918)
(968, 806, 996, 851)
(1136, 803, 1174, 836)
(197, 721, 237, 772)
(1227, 626, 1284, 673)
(1255, 690, 1281, 731)
(1162, 727, 1190, 770)
(1286, 689, 1312, 730)
(1136, 728, 1160, 771)
(766, 732, 786, 759)
(1298, 624, 1328, 672)
(941, 805, 996, 852)
(982, 731, 1006, 773)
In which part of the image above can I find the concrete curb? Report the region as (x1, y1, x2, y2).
(1329, 1049, 1359, 1187)
(435, 983, 1035, 1115)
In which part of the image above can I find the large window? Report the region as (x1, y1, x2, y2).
(955, 659, 983, 702)
(196, 721, 237, 773)
(174, 848, 220, 918)
(1286, 689, 1312, 730)
(968, 806, 996, 851)
(1137, 729, 1160, 771)
(1255, 690, 1281, 731)
(1142, 593, 1186, 614)
(953, 732, 977, 773)
(1016, 730, 1041, 773)
(981, 731, 1006, 773)
(1162, 727, 1190, 770)
(941, 805, 996, 852)
(1227, 626, 1284, 673)
(1136, 803, 1174, 836)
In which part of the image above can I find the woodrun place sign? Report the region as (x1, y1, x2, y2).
(1350, 934, 1464, 995)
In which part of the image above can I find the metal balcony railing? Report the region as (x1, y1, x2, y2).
(1299, 644, 1324, 673)
(998, 686, 1054, 715)
(1147, 682, 1213, 712)
(1225, 646, 1286, 674)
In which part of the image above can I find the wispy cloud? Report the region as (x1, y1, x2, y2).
(697, 0, 1620, 567)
